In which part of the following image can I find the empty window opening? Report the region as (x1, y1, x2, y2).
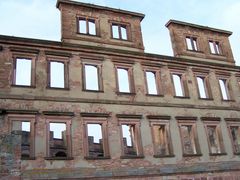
(173, 74, 184, 96)
(79, 18, 96, 35)
(84, 65, 99, 90)
(206, 126, 221, 154)
(122, 124, 137, 156)
(219, 79, 228, 100)
(209, 41, 221, 54)
(230, 126, 240, 154)
(152, 125, 170, 155)
(49, 123, 67, 157)
(117, 68, 130, 93)
(87, 124, 104, 157)
(12, 121, 31, 158)
(197, 77, 207, 98)
(146, 71, 158, 95)
(112, 24, 128, 40)
(15, 58, 32, 86)
(50, 61, 65, 88)
(186, 37, 198, 51)
(180, 125, 197, 155)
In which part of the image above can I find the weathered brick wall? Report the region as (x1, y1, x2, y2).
(0, 115, 21, 179)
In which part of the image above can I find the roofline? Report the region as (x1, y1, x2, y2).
(56, 0, 145, 21)
(165, 19, 232, 35)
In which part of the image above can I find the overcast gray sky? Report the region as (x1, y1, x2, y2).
(0, 0, 239, 65)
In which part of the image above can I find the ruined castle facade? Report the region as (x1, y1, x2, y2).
(1, 0, 240, 179)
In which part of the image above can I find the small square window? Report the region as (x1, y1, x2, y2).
(209, 41, 221, 55)
(186, 37, 198, 51)
(111, 23, 128, 40)
(78, 17, 96, 36)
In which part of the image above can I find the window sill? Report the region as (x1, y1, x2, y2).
(85, 156, 111, 160)
(120, 155, 144, 159)
(21, 157, 36, 160)
(116, 92, 136, 96)
(174, 96, 190, 99)
(83, 89, 104, 93)
(183, 153, 202, 157)
(198, 97, 214, 101)
(222, 99, 235, 102)
(146, 94, 164, 97)
(11, 85, 36, 88)
(210, 53, 224, 57)
(209, 152, 227, 156)
(111, 37, 131, 42)
(77, 32, 100, 38)
(46, 87, 70, 91)
(234, 152, 240, 155)
(186, 49, 203, 53)
(153, 154, 175, 158)
(44, 157, 74, 160)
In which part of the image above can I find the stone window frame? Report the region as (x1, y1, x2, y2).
(176, 116, 202, 157)
(81, 57, 104, 92)
(193, 70, 213, 100)
(44, 114, 73, 160)
(109, 20, 131, 41)
(77, 16, 99, 36)
(114, 62, 135, 95)
(81, 113, 110, 160)
(201, 117, 227, 156)
(170, 70, 190, 99)
(147, 115, 174, 158)
(8, 114, 36, 160)
(46, 55, 69, 90)
(208, 39, 222, 55)
(143, 67, 164, 96)
(185, 36, 199, 52)
(12, 53, 37, 88)
(216, 75, 233, 101)
(117, 114, 144, 159)
(225, 118, 240, 155)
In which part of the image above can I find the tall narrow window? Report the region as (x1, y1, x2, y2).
(9, 115, 35, 159)
(228, 125, 240, 154)
(116, 67, 134, 93)
(46, 117, 72, 159)
(78, 18, 96, 36)
(50, 61, 64, 88)
(186, 37, 198, 51)
(209, 41, 221, 55)
(82, 114, 110, 159)
(87, 124, 104, 157)
(180, 125, 199, 155)
(146, 71, 158, 95)
(172, 74, 183, 96)
(118, 115, 143, 158)
(48, 59, 69, 89)
(13, 56, 36, 87)
(219, 79, 230, 100)
(111, 23, 128, 40)
(206, 125, 225, 155)
(197, 77, 207, 98)
(84, 64, 99, 91)
(150, 120, 173, 157)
